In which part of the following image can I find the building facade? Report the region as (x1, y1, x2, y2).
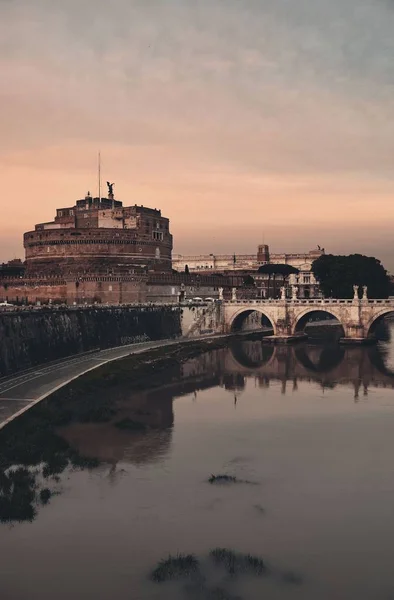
(173, 245, 323, 298)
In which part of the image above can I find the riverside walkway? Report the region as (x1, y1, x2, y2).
(0, 338, 195, 431)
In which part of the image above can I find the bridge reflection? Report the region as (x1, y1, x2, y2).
(62, 336, 394, 468)
(180, 338, 394, 400)
(2, 337, 394, 524)
(66, 338, 394, 463)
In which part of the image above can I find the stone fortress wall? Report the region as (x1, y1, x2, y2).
(24, 196, 172, 276)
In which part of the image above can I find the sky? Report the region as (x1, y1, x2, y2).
(1, 0, 394, 269)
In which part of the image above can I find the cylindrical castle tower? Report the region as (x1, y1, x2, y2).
(24, 194, 173, 276)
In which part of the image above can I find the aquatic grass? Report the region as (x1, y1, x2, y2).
(0, 467, 37, 523)
(42, 455, 69, 478)
(151, 553, 200, 582)
(208, 474, 237, 484)
(208, 474, 259, 486)
(70, 455, 100, 470)
(39, 488, 52, 505)
(209, 548, 266, 576)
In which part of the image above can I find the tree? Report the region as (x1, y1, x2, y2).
(312, 254, 389, 299)
(257, 264, 299, 298)
(184, 264, 189, 275)
(243, 275, 255, 286)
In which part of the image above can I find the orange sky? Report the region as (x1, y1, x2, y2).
(1, 0, 394, 269)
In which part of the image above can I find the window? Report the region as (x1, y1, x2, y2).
(84, 214, 88, 219)
(109, 285, 113, 291)
(70, 210, 74, 216)
(152, 231, 163, 241)
(58, 211, 63, 217)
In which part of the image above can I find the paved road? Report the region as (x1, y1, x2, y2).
(0, 338, 190, 431)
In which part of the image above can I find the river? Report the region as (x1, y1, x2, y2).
(1, 324, 394, 600)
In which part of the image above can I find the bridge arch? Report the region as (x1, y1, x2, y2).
(366, 309, 394, 338)
(228, 307, 276, 334)
(293, 308, 345, 336)
(229, 340, 275, 370)
(294, 345, 345, 374)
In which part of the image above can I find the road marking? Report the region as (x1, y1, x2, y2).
(0, 398, 34, 402)
(0, 334, 232, 431)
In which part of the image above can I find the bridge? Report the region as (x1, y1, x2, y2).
(218, 287, 394, 343)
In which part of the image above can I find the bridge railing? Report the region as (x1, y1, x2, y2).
(225, 298, 394, 306)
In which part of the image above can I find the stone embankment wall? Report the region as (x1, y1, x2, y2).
(0, 306, 182, 376)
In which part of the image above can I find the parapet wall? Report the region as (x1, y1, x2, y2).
(0, 306, 182, 376)
(0, 272, 232, 305)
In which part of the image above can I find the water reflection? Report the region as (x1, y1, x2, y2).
(2, 329, 394, 599)
(1, 330, 394, 527)
(223, 340, 394, 399)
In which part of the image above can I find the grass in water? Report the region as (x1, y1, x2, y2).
(208, 474, 237, 484)
(151, 553, 200, 582)
(39, 488, 52, 505)
(209, 548, 265, 576)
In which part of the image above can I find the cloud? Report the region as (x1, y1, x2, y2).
(1, 0, 394, 269)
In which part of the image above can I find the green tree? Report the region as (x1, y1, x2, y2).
(184, 264, 189, 275)
(312, 254, 389, 299)
(243, 275, 255, 286)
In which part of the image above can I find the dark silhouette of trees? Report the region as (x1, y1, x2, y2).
(185, 265, 189, 275)
(312, 254, 389, 299)
(243, 275, 255, 286)
(257, 264, 299, 298)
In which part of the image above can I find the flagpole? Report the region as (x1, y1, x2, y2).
(98, 151, 101, 200)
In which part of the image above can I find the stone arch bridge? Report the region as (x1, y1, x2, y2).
(218, 296, 394, 343)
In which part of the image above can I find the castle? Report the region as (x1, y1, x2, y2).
(24, 193, 172, 277)
(0, 189, 229, 304)
(0, 187, 323, 304)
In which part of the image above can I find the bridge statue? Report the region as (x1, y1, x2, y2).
(291, 285, 298, 300)
(280, 286, 286, 300)
(232, 287, 237, 301)
(219, 291, 394, 343)
(218, 287, 224, 300)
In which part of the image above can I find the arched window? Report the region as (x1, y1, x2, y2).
(155, 247, 161, 259)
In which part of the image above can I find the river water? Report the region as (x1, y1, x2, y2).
(2, 325, 394, 600)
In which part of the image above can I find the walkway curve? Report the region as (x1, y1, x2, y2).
(0, 331, 251, 433)
(0, 335, 234, 433)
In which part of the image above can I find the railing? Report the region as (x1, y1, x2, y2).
(0, 303, 182, 313)
(225, 298, 394, 306)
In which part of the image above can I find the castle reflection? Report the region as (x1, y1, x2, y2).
(63, 332, 394, 468)
(2, 333, 394, 525)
